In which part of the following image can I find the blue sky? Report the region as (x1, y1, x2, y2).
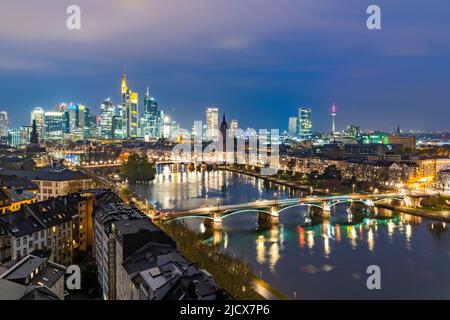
(0, 0, 449, 131)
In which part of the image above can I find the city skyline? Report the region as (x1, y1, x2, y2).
(1, 0, 450, 305)
(0, 1, 449, 131)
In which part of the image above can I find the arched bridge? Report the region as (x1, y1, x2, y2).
(160, 193, 422, 229)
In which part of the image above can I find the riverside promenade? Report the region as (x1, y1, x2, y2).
(376, 203, 450, 222)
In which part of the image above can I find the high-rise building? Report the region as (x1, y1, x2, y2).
(230, 119, 239, 137)
(121, 73, 139, 138)
(100, 99, 115, 139)
(0, 111, 9, 137)
(44, 111, 63, 140)
(141, 87, 159, 138)
(298, 107, 312, 138)
(162, 114, 171, 139)
(88, 114, 99, 138)
(230, 119, 238, 130)
(20, 126, 32, 145)
(82, 106, 91, 138)
(192, 121, 203, 142)
(206, 107, 219, 141)
(288, 117, 297, 136)
(55, 103, 68, 112)
(112, 115, 123, 139)
(7, 128, 20, 147)
(156, 110, 164, 138)
(62, 103, 89, 140)
(31, 107, 45, 141)
(170, 121, 180, 142)
(345, 125, 361, 139)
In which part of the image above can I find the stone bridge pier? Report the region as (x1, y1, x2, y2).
(308, 202, 331, 218)
(203, 211, 223, 230)
(350, 200, 369, 211)
(404, 196, 423, 208)
(258, 206, 279, 226)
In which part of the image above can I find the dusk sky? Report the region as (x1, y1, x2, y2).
(0, 0, 449, 131)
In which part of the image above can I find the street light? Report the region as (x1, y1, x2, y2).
(352, 184, 356, 194)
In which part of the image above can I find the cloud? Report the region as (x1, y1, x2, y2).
(0, 54, 53, 72)
(213, 35, 255, 50)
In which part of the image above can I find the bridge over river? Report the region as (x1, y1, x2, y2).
(160, 193, 428, 229)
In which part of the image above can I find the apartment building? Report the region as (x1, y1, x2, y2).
(0, 168, 93, 201)
(93, 202, 148, 300)
(119, 242, 227, 300)
(0, 188, 38, 214)
(0, 199, 74, 266)
(0, 254, 66, 300)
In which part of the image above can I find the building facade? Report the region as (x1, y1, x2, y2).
(0, 169, 93, 201)
(0, 111, 8, 138)
(298, 107, 312, 138)
(0, 200, 74, 266)
(100, 99, 115, 139)
(121, 73, 139, 138)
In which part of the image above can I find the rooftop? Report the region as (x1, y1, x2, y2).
(0, 198, 72, 237)
(0, 254, 66, 289)
(0, 168, 90, 181)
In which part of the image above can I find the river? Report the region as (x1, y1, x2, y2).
(131, 165, 450, 299)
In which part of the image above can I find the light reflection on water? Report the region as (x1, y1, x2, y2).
(131, 166, 450, 299)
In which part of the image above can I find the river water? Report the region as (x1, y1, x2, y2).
(131, 166, 450, 299)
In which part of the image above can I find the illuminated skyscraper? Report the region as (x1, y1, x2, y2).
(141, 87, 159, 138)
(206, 107, 219, 141)
(121, 73, 139, 138)
(44, 111, 63, 140)
(155, 110, 164, 138)
(192, 121, 203, 141)
(345, 125, 361, 139)
(288, 117, 297, 136)
(100, 98, 115, 139)
(60, 103, 89, 140)
(298, 107, 312, 138)
(0, 111, 8, 138)
(112, 115, 123, 139)
(20, 126, 32, 145)
(230, 119, 238, 136)
(162, 114, 171, 139)
(7, 128, 20, 147)
(31, 107, 45, 141)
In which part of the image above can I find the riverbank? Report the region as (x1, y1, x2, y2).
(220, 166, 322, 194)
(156, 220, 266, 300)
(220, 166, 348, 195)
(376, 203, 450, 222)
(252, 276, 290, 300)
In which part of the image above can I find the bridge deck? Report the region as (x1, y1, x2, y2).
(161, 193, 424, 218)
